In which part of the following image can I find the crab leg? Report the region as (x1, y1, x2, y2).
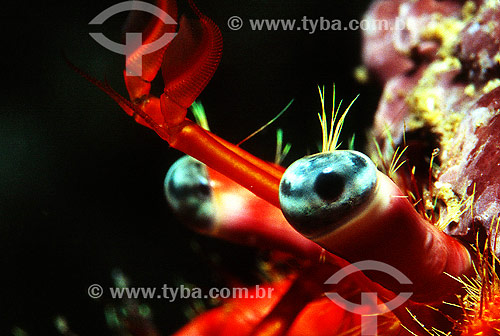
(105, 0, 285, 208)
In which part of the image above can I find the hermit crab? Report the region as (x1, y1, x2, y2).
(73, 0, 500, 334)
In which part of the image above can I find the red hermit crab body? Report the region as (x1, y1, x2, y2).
(76, 0, 500, 334)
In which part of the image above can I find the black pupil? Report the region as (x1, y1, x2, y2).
(314, 171, 344, 201)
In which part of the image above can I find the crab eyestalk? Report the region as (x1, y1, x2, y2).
(279, 150, 472, 302)
(165, 155, 330, 261)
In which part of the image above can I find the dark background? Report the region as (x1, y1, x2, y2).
(0, 0, 380, 334)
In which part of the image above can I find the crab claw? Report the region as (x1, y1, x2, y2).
(121, 0, 222, 130)
(159, 0, 222, 126)
(123, 0, 178, 101)
(74, 0, 280, 210)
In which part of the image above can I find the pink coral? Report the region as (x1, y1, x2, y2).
(459, 3, 500, 81)
(362, 0, 462, 83)
(363, 0, 500, 253)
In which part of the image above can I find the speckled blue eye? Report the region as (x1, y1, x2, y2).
(164, 155, 215, 231)
(279, 150, 378, 238)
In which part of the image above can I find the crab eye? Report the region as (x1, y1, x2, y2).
(164, 155, 215, 231)
(279, 150, 378, 238)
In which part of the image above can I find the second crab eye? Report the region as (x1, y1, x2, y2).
(164, 155, 215, 231)
(279, 150, 378, 238)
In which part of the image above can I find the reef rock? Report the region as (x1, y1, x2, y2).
(362, 0, 500, 254)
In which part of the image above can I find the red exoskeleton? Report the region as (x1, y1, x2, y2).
(73, 0, 500, 334)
